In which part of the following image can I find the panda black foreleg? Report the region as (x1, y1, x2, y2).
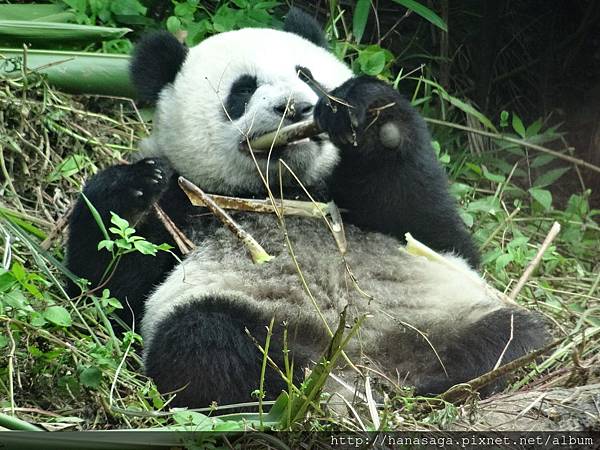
(144, 297, 294, 409)
(66, 158, 176, 325)
(316, 76, 480, 266)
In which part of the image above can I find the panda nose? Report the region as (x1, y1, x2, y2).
(273, 102, 314, 122)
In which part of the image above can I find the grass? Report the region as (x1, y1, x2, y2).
(0, 66, 599, 436)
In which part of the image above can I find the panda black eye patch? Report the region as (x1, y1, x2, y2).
(225, 75, 258, 120)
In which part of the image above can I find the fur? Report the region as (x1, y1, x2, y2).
(66, 11, 548, 409)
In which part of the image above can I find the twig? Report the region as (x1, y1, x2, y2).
(425, 118, 600, 175)
(178, 177, 273, 264)
(441, 337, 564, 403)
(182, 189, 332, 218)
(152, 204, 194, 255)
(40, 205, 73, 250)
(509, 221, 561, 300)
(248, 120, 321, 151)
(6, 323, 16, 416)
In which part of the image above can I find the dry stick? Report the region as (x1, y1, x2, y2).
(249, 120, 321, 151)
(441, 337, 564, 403)
(178, 177, 273, 264)
(509, 221, 561, 301)
(152, 204, 194, 254)
(40, 204, 73, 251)
(425, 118, 600, 175)
(181, 189, 332, 218)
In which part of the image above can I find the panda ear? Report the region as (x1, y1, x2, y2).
(284, 8, 328, 49)
(130, 31, 188, 104)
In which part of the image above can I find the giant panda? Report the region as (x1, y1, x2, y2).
(66, 9, 549, 408)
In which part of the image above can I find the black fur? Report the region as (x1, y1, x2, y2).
(409, 308, 549, 396)
(284, 8, 328, 48)
(316, 76, 480, 267)
(65, 158, 192, 327)
(224, 74, 258, 120)
(130, 32, 188, 104)
(144, 297, 303, 408)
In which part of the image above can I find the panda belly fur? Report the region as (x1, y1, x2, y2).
(141, 213, 546, 407)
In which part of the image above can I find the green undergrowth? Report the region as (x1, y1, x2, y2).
(0, 66, 599, 435)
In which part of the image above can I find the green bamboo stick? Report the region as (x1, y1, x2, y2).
(0, 411, 43, 432)
(0, 21, 130, 45)
(0, 48, 135, 97)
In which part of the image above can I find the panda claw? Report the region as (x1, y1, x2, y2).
(145, 159, 156, 165)
(133, 190, 144, 197)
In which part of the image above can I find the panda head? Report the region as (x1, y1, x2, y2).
(131, 10, 353, 195)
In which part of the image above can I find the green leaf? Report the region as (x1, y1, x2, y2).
(482, 167, 505, 183)
(459, 210, 474, 228)
(526, 118, 543, 137)
(109, 212, 130, 232)
(530, 154, 555, 168)
(533, 167, 569, 188)
(495, 253, 513, 272)
(529, 187, 552, 211)
(512, 113, 526, 138)
(418, 78, 496, 131)
(357, 48, 386, 75)
(499, 110, 509, 127)
(44, 305, 72, 327)
(48, 154, 89, 181)
(0, 4, 73, 22)
(98, 240, 114, 252)
(80, 366, 102, 388)
(353, 0, 370, 43)
(0, 335, 8, 349)
(391, 0, 447, 31)
(82, 194, 109, 241)
(133, 240, 158, 256)
(110, 0, 147, 16)
(3, 290, 32, 311)
(173, 411, 213, 429)
(166, 16, 182, 33)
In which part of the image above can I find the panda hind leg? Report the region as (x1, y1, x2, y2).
(143, 297, 291, 409)
(415, 307, 550, 397)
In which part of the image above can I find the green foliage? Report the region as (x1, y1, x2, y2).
(98, 212, 173, 257)
(391, 0, 447, 31)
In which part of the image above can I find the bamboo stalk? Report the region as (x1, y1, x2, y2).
(0, 48, 135, 97)
(178, 177, 274, 264)
(248, 120, 321, 151)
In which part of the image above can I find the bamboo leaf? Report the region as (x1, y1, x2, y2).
(391, 0, 447, 31)
(353, 0, 370, 44)
(0, 4, 73, 22)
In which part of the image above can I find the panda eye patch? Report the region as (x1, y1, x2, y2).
(225, 74, 258, 120)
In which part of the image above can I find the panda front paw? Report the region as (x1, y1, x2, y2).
(314, 76, 408, 154)
(82, 157, 173, 223)
(124, 158, 173, 207)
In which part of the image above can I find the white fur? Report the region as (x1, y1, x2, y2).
(141, 214, 500, 386)
(139, 28, 352, 194)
